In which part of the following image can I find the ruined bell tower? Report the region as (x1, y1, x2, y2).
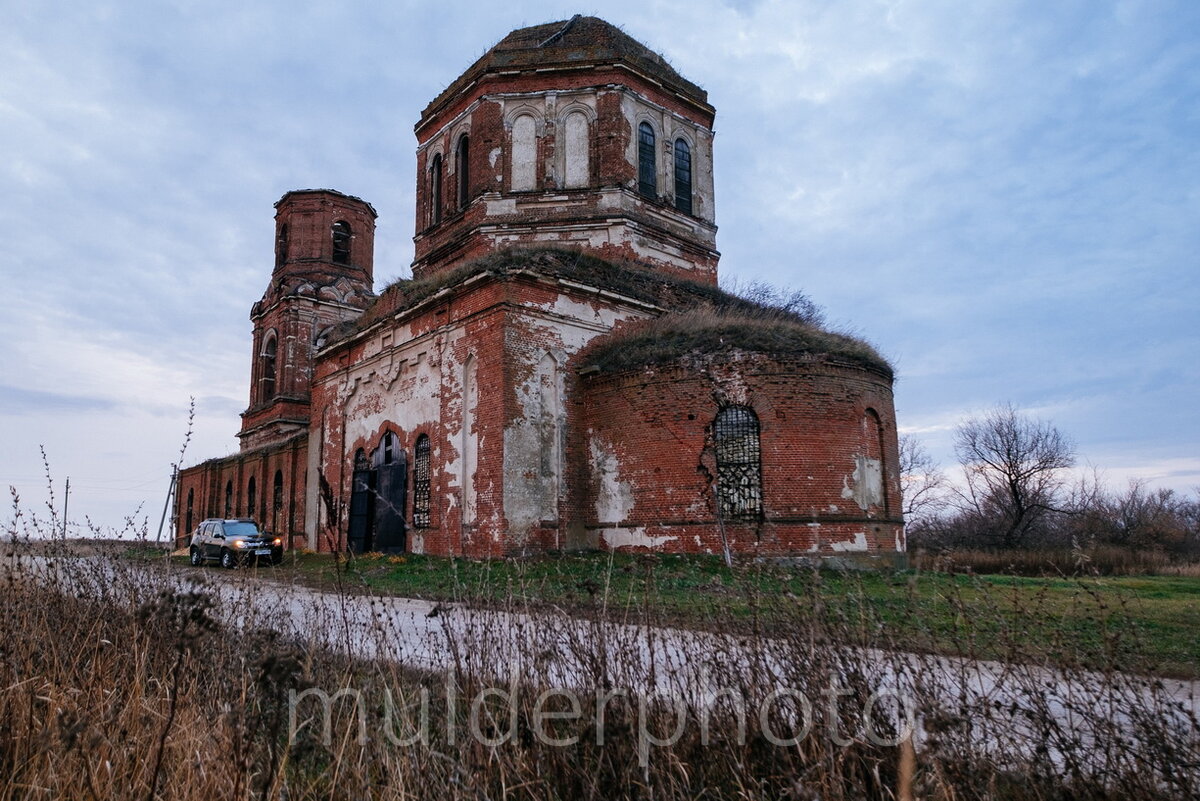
(238, 189, 376, 450)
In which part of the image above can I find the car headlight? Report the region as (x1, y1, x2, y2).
(273, 538, 282, 546)
(233, 540, 247, 548)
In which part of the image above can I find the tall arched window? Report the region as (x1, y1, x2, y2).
(456, 134, 470, 209)
(714, 405, 763, 521)
(378, 431, 399, 466)
(186, 488, 194, 534)
(673, 138, 692, 215)
(638, 122, 657, 198)
(413, 434, 431, 528)
(261, 335, 277, 401)
(246, 476, 256, 519)
(331, 220, 351, 264)
(511, 115, 537, 192)
(224, 481, 233, 518)
(430, 154, 443, 225)
(272, 470, 284, 534)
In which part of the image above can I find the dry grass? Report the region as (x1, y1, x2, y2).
(916, 545, 1200, 577)
(4, 491, 1198, 800)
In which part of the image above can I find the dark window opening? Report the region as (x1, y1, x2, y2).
(638, 122, 657, 198)
(380, 431, 399, 466)
(674, 138, 692, 215)
(332, 220, 351, 265)
(262, 336, 277, 401)
(272, 470, 284, 535)
(186, 488, 194, 534)
(413, 434, 431, 528)
(430, 154, 443, 225)
(714, 405, 763, 522)
(276, 224, 288, 266)
(224, 481, 233, 519)
(246, 476, 256, 519)
(456, 135, 470, 209)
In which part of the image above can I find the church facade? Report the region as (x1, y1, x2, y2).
(175, 17, 905, 560)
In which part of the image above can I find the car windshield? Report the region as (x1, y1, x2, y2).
(225, 522, 261, 537)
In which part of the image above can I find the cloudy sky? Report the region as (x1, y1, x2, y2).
(2, 0, 1197, 535)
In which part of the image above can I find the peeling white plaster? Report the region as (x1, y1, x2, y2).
(599, 527, 676, 549)
(590, 436, 633, 524)
(830, 532, 869, 552)
(840, 454, 883, 511)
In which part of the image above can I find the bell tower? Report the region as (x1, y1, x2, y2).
(238, 189, 377, 450)
(410, 16, 719, 284)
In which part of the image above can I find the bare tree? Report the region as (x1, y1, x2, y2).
(899, 433, 948, 528)
(953, 403, 1075, 548)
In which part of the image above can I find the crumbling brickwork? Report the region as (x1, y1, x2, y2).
(176, 17, 905, 562)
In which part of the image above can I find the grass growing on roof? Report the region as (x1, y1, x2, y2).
(339, 247, 890, 375)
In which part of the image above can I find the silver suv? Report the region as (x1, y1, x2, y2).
(189, 518, 283, 568)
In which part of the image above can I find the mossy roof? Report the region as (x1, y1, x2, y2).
(334, 247, 891, 377)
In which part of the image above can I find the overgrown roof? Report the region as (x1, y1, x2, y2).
(580, 311, 893, 378)
(334, 247, 891, 377)
(421, 16, 709, 124)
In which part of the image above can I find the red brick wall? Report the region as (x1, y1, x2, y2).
(175, 434, 308, 550)
(577, 354, 905, 557)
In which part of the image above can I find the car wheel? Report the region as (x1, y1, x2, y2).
(220, 549, 237, 569)
(189, 547, 202, 567)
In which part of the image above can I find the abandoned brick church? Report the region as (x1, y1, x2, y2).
(175, 16, 905, 559)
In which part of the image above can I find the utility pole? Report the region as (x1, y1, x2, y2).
(62, 477, 69, 538)
(155, 465, 178, 546)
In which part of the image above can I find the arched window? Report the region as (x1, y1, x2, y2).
(430, 154, 443, 225)
(186, 488, 194, 534)
(380, 431, 399, 465)
(564, 111, 589, 189)
(638, 122, 657, 198)
(331, 220, 351, 265)
(246, 476, 256, 519)
(714, 405, 763, 521)
(456, 134, 470, 209)
(261, 335, 277, 401)
(413, 434, 431, 528)
(276, 223, 288, 266)
(272, 470, 284, 534)
(673, 138, 692, 215)
(224, 481, 233, 518)
(511, 115, 537, 192)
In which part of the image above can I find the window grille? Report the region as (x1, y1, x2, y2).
(714, 405, 763, 521)
(246, 476, 256, 519)
(413, 434, 431, 528)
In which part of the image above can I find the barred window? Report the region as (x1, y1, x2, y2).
(673, 138, 692, 214)
(714, 405, 763, 521)
(246, 476, 256, 519)
(413, 434, 431, 528)
(638, 122, 656, 198)
(224, 480, 233, 519)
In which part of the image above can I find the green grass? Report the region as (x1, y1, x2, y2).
(153, 548, 1200, 680)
